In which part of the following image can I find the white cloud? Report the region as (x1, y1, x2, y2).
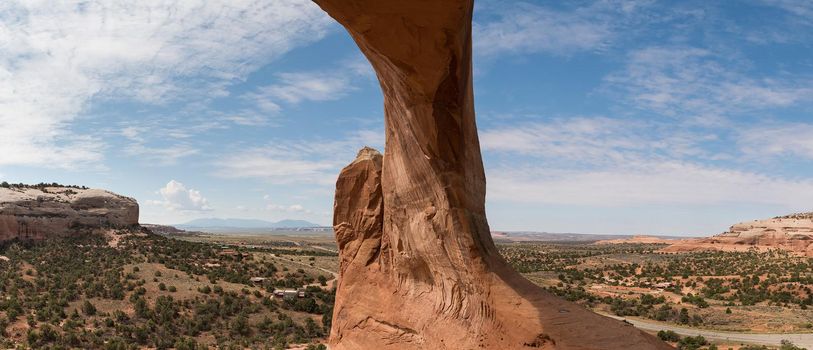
(605, 47, 813, 122)
(124, 143, 200, 166)
(252, 72, 352, 105)
(119, 125, 199, 165)
(481, 117, 718, 164)
(473, 2, 628, 56)
(213, 130, 384, 185)
(156, 180, 211, 212)
(216, 153, 339, 185)
(221, 112, 273, 127)
(737, 123, 813, 160)
(263, 194, 311, 214)
(121, 127, 145, 142)
(242, 58, 370, 113)
(480, 117, 813, 211)
(488, 162, 813, 209)
(760, 0, 813, 18)
(288, 204, 306, 212)
(267, 203, 310, 214)
(0, 0, 332, 168)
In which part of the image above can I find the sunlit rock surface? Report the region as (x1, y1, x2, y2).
(319, 0, 672, 349)
(0, 186, 139, 242)
(664, 213, 813, 257)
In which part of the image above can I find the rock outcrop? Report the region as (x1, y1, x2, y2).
(320, 1, 671, 349)
(663, 213, 813, 257)
(0, 186, 138, 242)
(596, 235, 677, 245)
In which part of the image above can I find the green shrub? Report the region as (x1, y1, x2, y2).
(657, 330, 680, 342)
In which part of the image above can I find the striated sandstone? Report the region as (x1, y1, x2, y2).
(319, 1, 672, 349)
(663, 214, 813, 257)
(0, 186, 138, 242)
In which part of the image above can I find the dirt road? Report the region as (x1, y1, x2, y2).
(600, 313, 813, 348)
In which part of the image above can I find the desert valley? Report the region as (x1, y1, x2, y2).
(1, 184, 812, 349)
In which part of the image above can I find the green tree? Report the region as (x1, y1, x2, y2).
(678, 308, 690, 324)
(231, 313, 251, 337)
(82, 300, 97, 316)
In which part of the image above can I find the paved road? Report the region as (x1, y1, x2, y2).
(600, 313, 813, 349)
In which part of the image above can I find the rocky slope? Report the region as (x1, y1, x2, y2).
(663, 213, 813, 257)
(0, 186, 138, 242)
(317, 1, 671, 349)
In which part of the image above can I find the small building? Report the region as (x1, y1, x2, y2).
(250, 277, 266, 285)
(218, 249, 248, 259)
(273, 288, 306, 300)
(219, 249, 238, 256)
(654, 282, 674, 289)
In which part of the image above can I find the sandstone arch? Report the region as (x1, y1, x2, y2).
(314, 1, 673, 349)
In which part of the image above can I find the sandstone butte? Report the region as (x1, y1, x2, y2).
(663, 213, 813, 257)
(316, 0, 672, 349)
(0, 186, 139, 242)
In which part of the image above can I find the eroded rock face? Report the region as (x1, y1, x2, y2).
(320, 1, 672, 349)
(0, 187, 139, 242)
(663, 213, 813, 257)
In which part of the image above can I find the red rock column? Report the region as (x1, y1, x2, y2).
(318, 1, 673, 349)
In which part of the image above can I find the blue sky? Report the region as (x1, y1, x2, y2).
(1, 0, 812, 236)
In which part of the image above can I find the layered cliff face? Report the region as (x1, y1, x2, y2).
(320, 1, 671, 349)
(663, 214, 813, 257)
(0, 186, 139, 242)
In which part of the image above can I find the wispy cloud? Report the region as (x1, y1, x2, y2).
(242, 58, 370, 113)
(760, 0, 813, 18)
(473, 2, 613, 56)
(481, 117, 813, 211)
(215, 153, 339, 185)
(0, 0, 332, 168)
(124, 144, 200, 166)
(263, 195, 312, 214)
(737, 123, 813, 161)
(213, 130, 383, 185)
(252, 72, 352, 105)
(605, 46, 813, 123)
(488, 161, 813, 209)
(481, 117, 719, 164)
(119, 126, 199, 165)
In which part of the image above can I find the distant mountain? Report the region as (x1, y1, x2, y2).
(177, 218, 321, 229)
(273, 219, 320, 228)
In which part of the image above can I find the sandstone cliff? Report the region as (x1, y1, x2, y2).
(663, 213, 813, 257)
(0, 186, 139, 242)
(318, 1, 671, 349)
